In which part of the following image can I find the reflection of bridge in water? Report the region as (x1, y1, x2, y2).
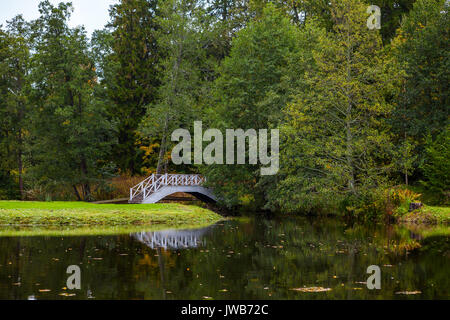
(131, 224, 219, 299)
(132, 227, 212, 250)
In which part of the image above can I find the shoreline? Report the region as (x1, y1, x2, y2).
(398, 205, 449, 225)
(0, 201, 223, 229)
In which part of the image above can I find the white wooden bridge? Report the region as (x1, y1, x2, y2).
(129, 174, 217, 204)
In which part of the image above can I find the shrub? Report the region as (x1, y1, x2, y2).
(341, 187, 388, 222)
(92, 174, 146, 201)
(388, 187, 421, 218)
(345, 186, 422, 221)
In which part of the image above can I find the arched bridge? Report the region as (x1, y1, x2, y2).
(129, 174, 217, 204)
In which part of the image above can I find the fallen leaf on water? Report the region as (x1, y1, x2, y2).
(395, 291, 421, 295)
(290, 287, 332, 293)
(39, 289, 51, 292)
(219, 289, 228, 292)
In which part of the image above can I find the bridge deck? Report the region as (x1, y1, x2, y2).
(129, 174, 217, 204)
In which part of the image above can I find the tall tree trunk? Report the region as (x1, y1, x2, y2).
(17, 149, 23, 199)
(346, 118, 355, 194)
(404, 132, 408, 186)
(17, 99, 24, 199)
(156, 117, 168, 175)
(73, 185, 82, 201)
(80, 157, 91, 200)
(345, 30, 355, 195)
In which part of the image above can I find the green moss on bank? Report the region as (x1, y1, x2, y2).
(399, 205, 450, 225)
(0, 201, 222, 228)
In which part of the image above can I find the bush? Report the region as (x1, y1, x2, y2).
(344, 186, 422, 221)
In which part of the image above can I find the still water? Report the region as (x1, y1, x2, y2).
(0, 216, 448, 299)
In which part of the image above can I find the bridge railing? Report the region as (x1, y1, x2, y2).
(130, 174, 206, 202)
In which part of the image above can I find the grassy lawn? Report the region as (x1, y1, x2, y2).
(0, 201, 223, 228)
(399, 205, 450, 225)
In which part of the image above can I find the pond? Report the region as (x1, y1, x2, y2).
(0, 216, 448, 299)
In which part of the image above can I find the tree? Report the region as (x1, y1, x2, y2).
(206, 0, 250, 59)
(273, 0, 333, 29)
(393, 134, 417, 185)
(270, 0, 399, 213)
(205, 4, 300, 208)
(0, 28, 18, 199)
(139, 0, 212, 174)
(0, 17, 31, 199)
(107, 0, 160, 174)
(29, 1, 115, 200)
(391, 0, 449, 169)
(372, 0, 417, 42)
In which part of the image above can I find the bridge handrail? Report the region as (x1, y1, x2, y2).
(129, 174, 206, 201)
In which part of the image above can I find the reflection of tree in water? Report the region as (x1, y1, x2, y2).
(131, 227, 213, 250)
(131, 225, 216, 299)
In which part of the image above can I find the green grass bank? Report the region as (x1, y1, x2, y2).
(398, 205, 450, 225)
(0, 201, 223, 229)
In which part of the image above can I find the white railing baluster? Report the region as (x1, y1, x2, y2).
(129, 173, 206, 203)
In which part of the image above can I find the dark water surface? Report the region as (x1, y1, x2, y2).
(0, 217, 448, 299)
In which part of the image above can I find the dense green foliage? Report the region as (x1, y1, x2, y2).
(140, 0, 214, 174)
(0, 17, 30, 200)
(28, 2, 116, 201)
(391, 0, 449, 168)
(0, 0, 448, 218)
(421, 127, 450, 202)
(105, 0, 160, 174)
(204, 5, 300, 207)
(270, 0, 399, 213)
